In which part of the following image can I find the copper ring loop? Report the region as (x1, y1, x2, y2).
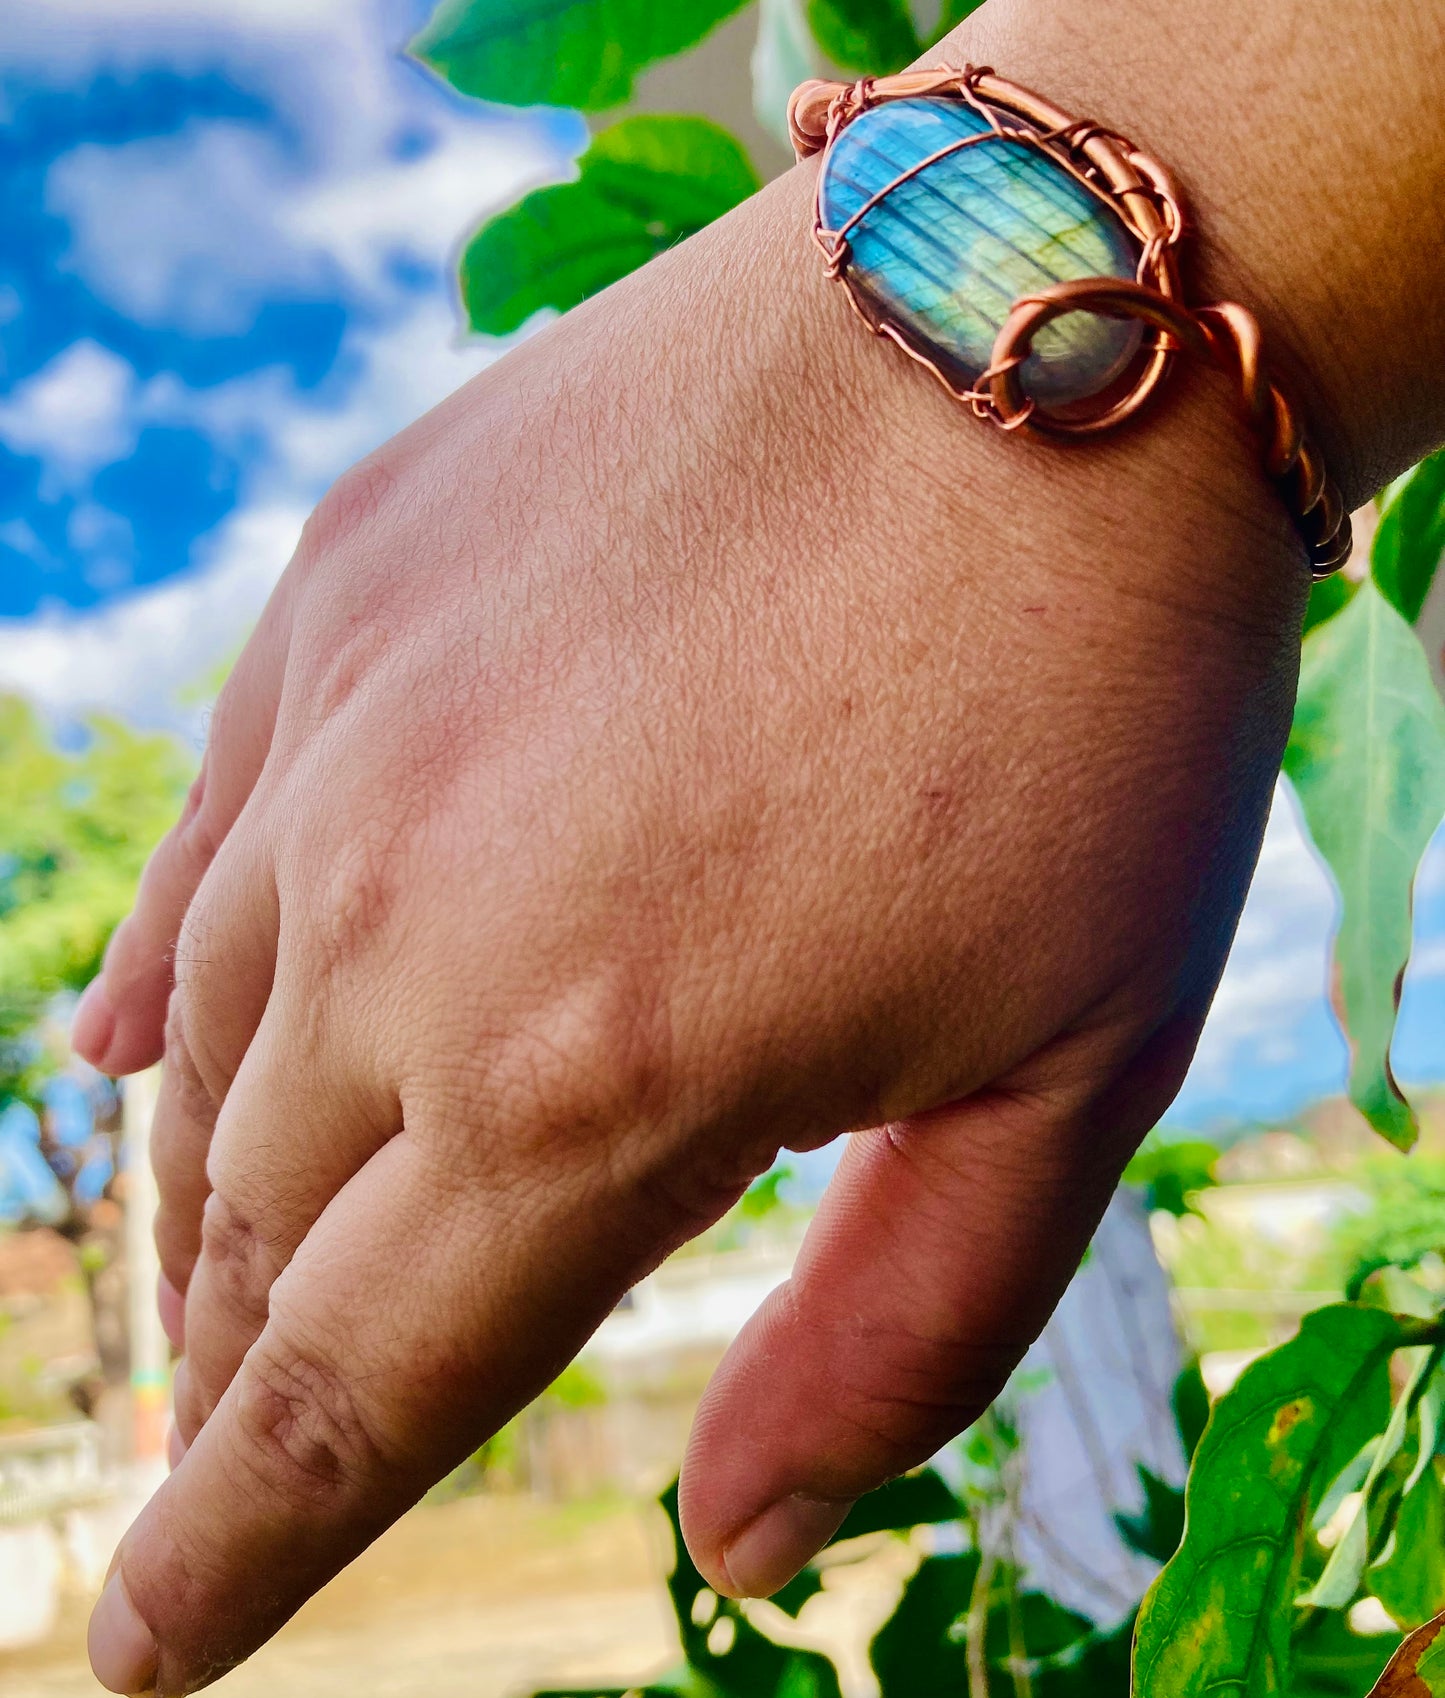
(788, 67, 1352, 578)
(985, 278, 1209, 435)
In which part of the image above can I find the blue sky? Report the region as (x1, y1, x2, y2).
(0, 0, 1440, 1136)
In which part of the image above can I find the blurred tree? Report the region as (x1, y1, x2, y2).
(0, 694, 191, 1434)
(0, 693, 192, 1110)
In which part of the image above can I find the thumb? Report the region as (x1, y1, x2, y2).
(677, 1016, 1200, 1599)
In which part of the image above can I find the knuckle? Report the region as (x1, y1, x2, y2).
(523, 961, 674, 1131)
(296, 806, 408, 982)
(199, 1192, 281, 1323)
(301, 453, 397, 562)
(230, 1326, 386, 1510)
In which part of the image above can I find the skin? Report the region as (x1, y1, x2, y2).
(71, 0, 1445, 1689)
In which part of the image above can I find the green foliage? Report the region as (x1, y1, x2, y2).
(1123, 1136, 1220, 1218)
(460, 117, 759, 335)
(800, 0, 988, 74)
(535, 1480, 845, 1697)
(1372, 1454, 1445, 1630)
(1303, 1340, 1445, 1609)
(736, 1162, 799, 1226)
(1304, 571, 1359, 636)
(0, 695, 191, 1099)
(1134, 1306, 1443, 1697)
(803, 0, 918, 75)
(1337, 1161, 1445, 1299)
(1292, 1608, 1399, 1696)
(410, 0, 751, 110)
(1373, 450, 1445, 625)
(1284, 581, 1445, 1148)
(829, 1465, 963, 1539)
(528, 1464, 1138, 1698)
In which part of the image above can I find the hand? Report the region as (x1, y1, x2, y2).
(71, 0, 1443, 1689)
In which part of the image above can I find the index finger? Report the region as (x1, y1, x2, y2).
(87, 1120, 666, 1695)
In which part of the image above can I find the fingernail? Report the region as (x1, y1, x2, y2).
(720, 1494, 853, 1598)
(72, 980, 116, 1068)
(88, 1571, 157, 1696)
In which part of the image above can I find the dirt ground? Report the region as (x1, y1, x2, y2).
(0, 1492, 682, 1698)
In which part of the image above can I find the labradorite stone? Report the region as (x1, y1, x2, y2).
(819, 97, 1143, 407)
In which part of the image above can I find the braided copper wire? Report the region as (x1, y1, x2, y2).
(788, 67, 1351, 578)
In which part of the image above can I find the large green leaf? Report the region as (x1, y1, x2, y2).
(804, 0, 918, 74)
(1373, 451, 1445, 625)
(460, 117, 759, 334)
(411, 0, 750, 109)
(1283, 581, 1445, 1148)
(1133, 1306, 1437, 1698)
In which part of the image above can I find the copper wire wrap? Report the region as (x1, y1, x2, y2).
(788, 67, 1351, 578)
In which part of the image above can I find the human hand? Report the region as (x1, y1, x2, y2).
(71, 0, 1443, 1689)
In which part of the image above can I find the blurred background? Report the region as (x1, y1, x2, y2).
(2, 2, 1444, 1695)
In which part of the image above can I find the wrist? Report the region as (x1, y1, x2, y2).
(931, 0, 1445, 507)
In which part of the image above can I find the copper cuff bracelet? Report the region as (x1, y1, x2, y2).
(788, 66, 1351, 578)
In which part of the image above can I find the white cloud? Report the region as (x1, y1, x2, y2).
(1, 0, 564, 719)
(1407, 937, 1445, 981)
(47, 125, 332, 335)
(0, 293, 498, 722)
(1179, 785, 1342, 1097)
(0, 340, 136, 481)
(0, 499, 307, 731)
(46, 108, 556, 336)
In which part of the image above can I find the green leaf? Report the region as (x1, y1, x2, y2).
(1292, 1608, 1399, 1697)
(1283, 581, 1445, 1148)
(1133, 1305, 1438, 1698)
(828, 1467, 965, 1542)
(410, 0, 750, 109)
(1123, 1137, 1219, 1218)
(869, 1552, 976, 1698)
(1368, 1609, 1445, 1695)
(1115, 1464, 1186, 1564)
(1304, 1341, 1445, 1607)
(1304, 571, 1359, 637)
(460, 117, 759, 334)
(655, 1481, 843, 1698)
(804, 0, 918, 74)
(931, 0, 988, 41)
(1373, 451, 1445, 625)
(1373, 1459, 1445, 1630)
(769, 1565, 827, 1618)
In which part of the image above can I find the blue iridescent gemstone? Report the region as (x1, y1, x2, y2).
(819, 97, 1143, 407)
